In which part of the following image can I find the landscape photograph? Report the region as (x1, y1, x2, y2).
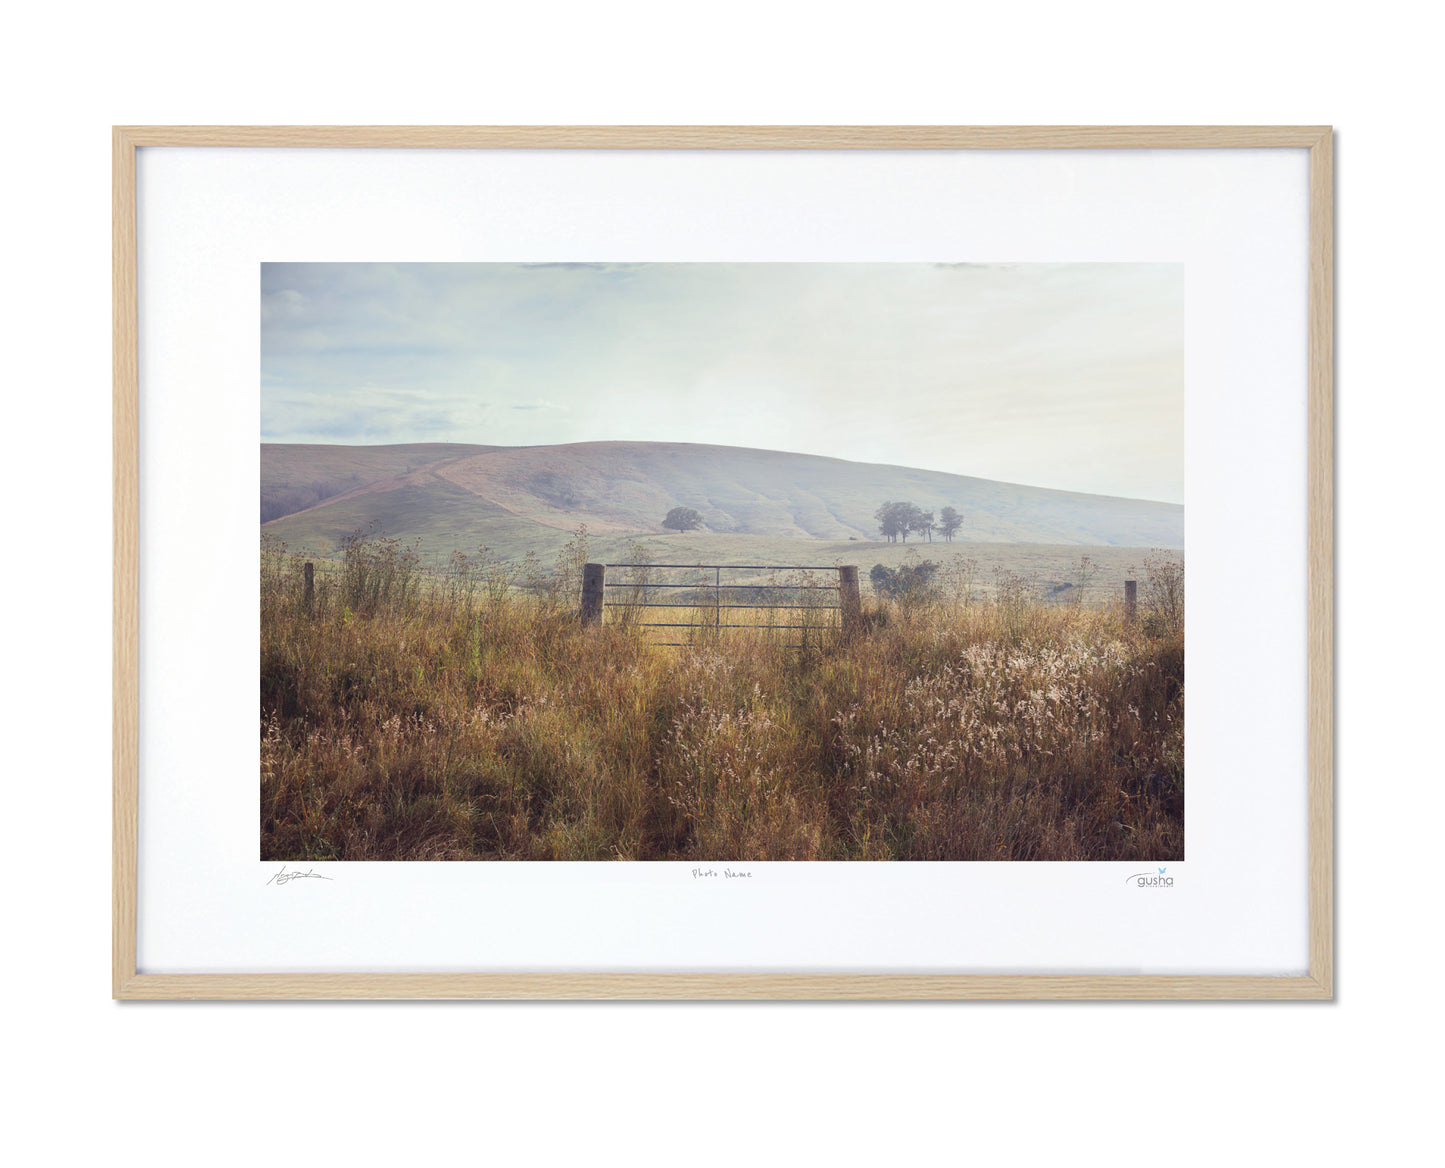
(260, 262, 1184, 862)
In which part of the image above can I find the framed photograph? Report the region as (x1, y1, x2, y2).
(114, 126, 1332, 999)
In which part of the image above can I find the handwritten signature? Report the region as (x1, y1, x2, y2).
(266, 865, 333, 886)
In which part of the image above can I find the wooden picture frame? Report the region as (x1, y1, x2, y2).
(114, 126, 1333, 999)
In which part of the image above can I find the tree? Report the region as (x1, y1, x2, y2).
(897, 502, 923, 543)
(875, 500, 924, 543)
(913, 510, 935, 542)
(661, 506, 703, 533)
(938, 506, 962, 542)
(874, 500, 902, 543)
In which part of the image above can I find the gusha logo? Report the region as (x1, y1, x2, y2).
(1126, 866, 1174, 888)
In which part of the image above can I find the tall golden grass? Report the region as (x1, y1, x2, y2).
(261, 532, 1183, 861)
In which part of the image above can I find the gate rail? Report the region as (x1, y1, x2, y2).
(579, 562, 861, 645)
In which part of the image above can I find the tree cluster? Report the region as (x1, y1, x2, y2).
(874, 501, 963, 542)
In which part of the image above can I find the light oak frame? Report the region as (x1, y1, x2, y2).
(114, 126, 1334, 1000)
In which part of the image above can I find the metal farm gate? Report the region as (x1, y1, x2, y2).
(579, 562, 862, 646)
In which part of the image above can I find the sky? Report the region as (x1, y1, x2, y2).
(261, 262, 1184, 502)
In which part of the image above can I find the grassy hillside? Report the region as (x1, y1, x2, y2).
(262, 440, 1184, 557)
(260, 442, 499, 523)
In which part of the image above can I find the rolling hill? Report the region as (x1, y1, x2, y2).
(260, 442, 499, 523)
(260, 440, 1183, 561)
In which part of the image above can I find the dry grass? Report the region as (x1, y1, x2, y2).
(261, 532, 1184, 861)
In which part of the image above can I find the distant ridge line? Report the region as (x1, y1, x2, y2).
(261, 438, 1183, 551)
(261, 439, 1181, 508)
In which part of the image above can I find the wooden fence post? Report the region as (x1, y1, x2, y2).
(303, 562, 315, 610)
(839, 565, 862, 636)
(580, 562, 605, 624)
(1124, 579, 1137, 623)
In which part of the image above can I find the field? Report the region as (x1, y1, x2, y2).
(261, 531, 1184, 862)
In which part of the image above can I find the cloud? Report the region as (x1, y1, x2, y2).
(260, 288, 306, 323)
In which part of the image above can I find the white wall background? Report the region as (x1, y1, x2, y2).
(1, 3, 1437, 1165)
